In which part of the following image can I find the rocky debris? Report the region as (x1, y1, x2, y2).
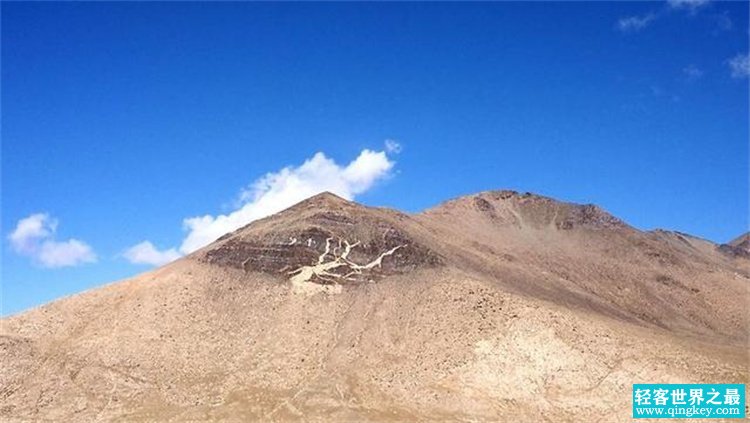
(717, 243, 750, 259)
(473, 197, 495, 214)
(655, 274, 700, 293)
(728, 232, 750, 248)
(558, 204, 626, 230)
(716, 232, 750, 258)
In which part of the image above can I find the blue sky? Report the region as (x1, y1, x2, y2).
(2, 1, 748, 316)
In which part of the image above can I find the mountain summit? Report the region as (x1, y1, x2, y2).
(1, 190, 747, 422)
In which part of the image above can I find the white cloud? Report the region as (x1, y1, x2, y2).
(127, 146, 396, 266)
(617, 14, 656, 32)
(123, 241, 182, 266)
(618, 0, 713, 33)
(682, 64, 704, 80)
(667, 0, 710, 10)
(728, 53, 750, 78)
(8, 213, 96, 268)
(8, 213, 56, 254)
(37, 240, 97, 268)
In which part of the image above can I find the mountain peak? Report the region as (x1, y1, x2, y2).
(305, 191, 350, 204)
(424, 189, 627, 230)
(277, 191, 364, 216)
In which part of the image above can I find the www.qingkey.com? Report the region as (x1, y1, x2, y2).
(634, 406, 743, 418)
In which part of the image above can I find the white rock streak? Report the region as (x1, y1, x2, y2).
(288, 237, 404, 295)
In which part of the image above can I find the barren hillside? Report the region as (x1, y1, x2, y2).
(1, 191, 747, 422)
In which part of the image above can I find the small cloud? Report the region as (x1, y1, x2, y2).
(617, 13, 657, 32)
(37, 240, 96, 268)
(618, 0, 714, 34)
(712, 12, 733, 32)
(385, 139, 402, 154)
(667, 0, 710, 11)
(682, 64, 704, 81)
(728, 53, 750, 78)
(650, 85, 664, 97)
(8, 213, 96, 268)
(123, 241, 181, 266)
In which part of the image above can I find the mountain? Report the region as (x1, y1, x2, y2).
(728, 232, 750, 247)
(1, 190, 747, 422)
(719, 232, 750, 258)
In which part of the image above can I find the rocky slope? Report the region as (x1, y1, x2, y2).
(1, 191, 747, 422)
(720, 232, 750, 258)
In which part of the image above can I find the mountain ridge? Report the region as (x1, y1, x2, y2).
(214, 190, 741, 252)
